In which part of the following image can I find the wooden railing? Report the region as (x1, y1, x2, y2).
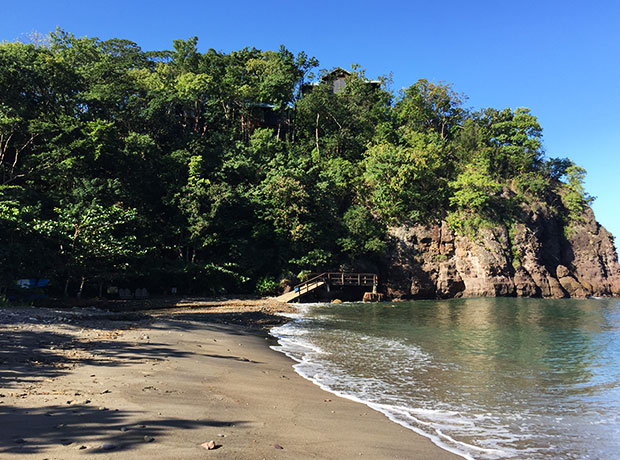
(291, 272, 378, 293)
(324, 272, 377, 287)
(277, 272, 379, 303)
(291, 273, 327, 297)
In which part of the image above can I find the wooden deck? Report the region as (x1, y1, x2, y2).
(276, 272, 378, 303)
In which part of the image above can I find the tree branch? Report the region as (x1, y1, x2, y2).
(315, 112, 320, 155)
(10, 133, 36, 177)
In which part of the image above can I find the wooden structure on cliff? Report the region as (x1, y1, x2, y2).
(301, 68, 382, 95)
(277, 272, 378, 303)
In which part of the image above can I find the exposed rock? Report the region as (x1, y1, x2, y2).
(436, 261, 465, 298)
(452, 227, 515, 297)
(565, 207, 620, 296)
(513, 268, 539, 297)
(386, 205, 620, 299)
(279, 277, 295, 294)
(557, 274, 587, 297)
(362, 292, 384, 302)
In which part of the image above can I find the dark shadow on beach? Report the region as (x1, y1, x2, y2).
(0, 304, 288, 389)
(147, 310, 289, 333)
(0, 326, 192, 388)
(0, 403, 244, 455)
(199, 353, 263, 364)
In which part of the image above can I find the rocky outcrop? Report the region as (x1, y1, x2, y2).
(386, 206, 620, 299)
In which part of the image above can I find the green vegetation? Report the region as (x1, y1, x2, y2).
(0, 31, 592, 297)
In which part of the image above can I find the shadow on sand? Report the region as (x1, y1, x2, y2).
(0, 307, 267, 455)
(0, 325, 192, 388)
(0, 402, 244, 454)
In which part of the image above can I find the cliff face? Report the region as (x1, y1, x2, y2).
(386, 206, 620, 299)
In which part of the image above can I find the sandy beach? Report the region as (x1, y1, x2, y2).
(0, 301, 462, 459)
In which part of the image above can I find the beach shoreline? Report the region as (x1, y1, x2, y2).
(0, 301, 462, 459)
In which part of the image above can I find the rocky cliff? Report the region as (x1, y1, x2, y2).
(386, 206, 620, 299)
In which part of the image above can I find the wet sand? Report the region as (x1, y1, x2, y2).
(0, 302, 463, 459)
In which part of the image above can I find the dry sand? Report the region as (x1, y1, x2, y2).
(0, 301, 463, 459)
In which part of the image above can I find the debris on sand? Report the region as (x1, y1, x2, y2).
(101, 442, 116, 450)
(201, 440, 217, 450)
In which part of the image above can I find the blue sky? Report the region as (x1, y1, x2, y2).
(4, 0, 620, 241)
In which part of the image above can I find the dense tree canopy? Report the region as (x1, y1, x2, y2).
(0, 31, 592, 298)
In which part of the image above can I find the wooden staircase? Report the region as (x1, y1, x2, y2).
(276, 272, 378, 303)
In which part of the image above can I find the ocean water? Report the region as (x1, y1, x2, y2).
(270, 298, 620, 460)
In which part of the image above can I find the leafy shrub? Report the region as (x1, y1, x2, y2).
(256, 276, 279, 296)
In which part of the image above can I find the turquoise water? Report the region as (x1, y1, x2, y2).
(271, 298, 620, 459)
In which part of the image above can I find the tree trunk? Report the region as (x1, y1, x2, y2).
(77, 276, 86, 299)
(98, 280, 104, 299)
(64, 277, 70, 298)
